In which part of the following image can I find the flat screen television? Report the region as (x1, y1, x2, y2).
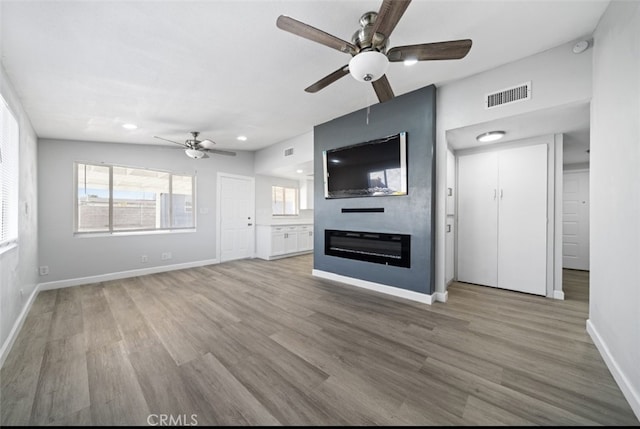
(323, 131, 407, 199)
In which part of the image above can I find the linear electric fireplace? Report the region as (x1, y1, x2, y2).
(325, 229, 411, 268)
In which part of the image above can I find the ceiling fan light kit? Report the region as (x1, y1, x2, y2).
(349, 51, 389, 82)
(185, 148, 205, 159)
(276, 0, 472, 103)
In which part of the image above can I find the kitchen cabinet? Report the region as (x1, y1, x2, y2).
(256, 224, 314, 260)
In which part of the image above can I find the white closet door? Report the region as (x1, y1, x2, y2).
(497, 144, 548, 295)
(457, 151, 499, 287)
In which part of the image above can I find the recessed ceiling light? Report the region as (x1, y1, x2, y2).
(237, 135, 247, 141)
(122, 123, 138, 130)
(296, 169, 304, 174)
(403, 58, 418, 66)
(476, 131, 506, 143)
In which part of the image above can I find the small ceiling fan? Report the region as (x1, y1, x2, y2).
(153, 131, 236, 159)
(276, 0, 472, 103)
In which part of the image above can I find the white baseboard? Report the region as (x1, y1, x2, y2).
(553, 290, 565, 300)
(0, 285, 39, 368)
(312, 269, 434, 305)
(587, 319, 640, 420)
(38, 258, 220, 291)
(434, 290, 448, 303)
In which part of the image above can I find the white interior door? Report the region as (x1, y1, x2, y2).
(563, 170, 590, 270)
(218, 173, 255, 262)
(497, 144, 548, 295)
(457, 151, 499, 287)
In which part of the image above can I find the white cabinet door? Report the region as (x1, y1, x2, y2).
(497, 144, 547, 295)
(284, 227, 298, 254)
(297, 226, 313, 251)
(271, 228, 286, 256)
(457, 151, 499, 287)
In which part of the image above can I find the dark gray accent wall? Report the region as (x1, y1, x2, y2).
(313, 84, 436, 294)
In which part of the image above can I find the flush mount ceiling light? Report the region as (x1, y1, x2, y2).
(185, 148, 205, 159)
(476, 131, 506, 143)
(122, 123, 137, 130)
(349, 51, 389, 82)
(237, 135, 247, 141)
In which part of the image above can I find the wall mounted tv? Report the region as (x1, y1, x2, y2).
(323, 131, 407, 199)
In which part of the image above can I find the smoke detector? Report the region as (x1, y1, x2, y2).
(572, 40, 589, 54)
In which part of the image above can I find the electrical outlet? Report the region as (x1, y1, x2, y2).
(141, 255, 148, 263)
(39, 266, 49, 276)
(161, 252, 172, 260)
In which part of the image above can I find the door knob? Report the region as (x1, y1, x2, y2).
(248, 223, 253, 226)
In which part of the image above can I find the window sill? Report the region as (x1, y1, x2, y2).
(74, 229, 197, 238)
(0, 241, 18, 256)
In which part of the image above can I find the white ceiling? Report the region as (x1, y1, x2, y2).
(1, 0, 607, 158)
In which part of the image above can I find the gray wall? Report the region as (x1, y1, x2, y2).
(313, 85, 436, 295)
(38, 139, 254, 283)
(0, 65, 39, 362)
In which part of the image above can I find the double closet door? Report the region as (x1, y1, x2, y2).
(457, 144, 548, 296)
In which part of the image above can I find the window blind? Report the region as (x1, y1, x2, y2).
(0, 94, 19, 248)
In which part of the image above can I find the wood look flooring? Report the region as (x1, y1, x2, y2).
(1, 256, 638, 426)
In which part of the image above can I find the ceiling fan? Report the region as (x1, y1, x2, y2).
(276, 0, 472, 103)
(153, 131, 236, 159)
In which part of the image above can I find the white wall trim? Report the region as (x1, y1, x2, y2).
(553, 133, 564, 299)
(0, 286, 39, 368)
(434, 290, 448, 303)
(587, 319, 640, 420)
(312, 269, 434, 305)
(38, 258, 219, 291)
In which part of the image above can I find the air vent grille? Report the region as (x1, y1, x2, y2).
(284, 147, 294, 157)
(485, 81, 531, 109)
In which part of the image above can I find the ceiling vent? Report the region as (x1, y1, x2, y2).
(485, 81, 531, 109)
(284, 147, 294, 157)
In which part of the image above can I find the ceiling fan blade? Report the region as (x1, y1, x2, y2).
(153, 135, 185, 147)
(277, 15, 357, 55)
(204, 148, 237, 157)
(372, 75, 394, 103)
(305, 65, 350, 93)
(387, 39, 472, 62)
(372, 0, 412, 41)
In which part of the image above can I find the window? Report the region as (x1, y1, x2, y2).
(368, 168, 402, 190)
(272, 186, 298, 216)
(1, 95, 19, 249)
(75, 162, 195, 233)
